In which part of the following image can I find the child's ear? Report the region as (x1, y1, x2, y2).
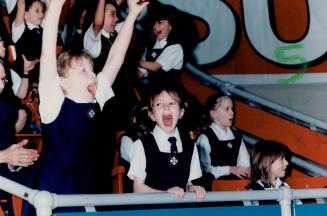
(209, 109, 216, 119)
(24, 12, 30, 21)
(59, 77, 69, 93)
(148, 110, 156, 122)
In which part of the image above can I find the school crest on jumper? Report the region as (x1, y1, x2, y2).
(87, 108, 96, 119)
(168, 155, 179, 167)
(151, 51, 157, 58)
(227, 142, 233, 149)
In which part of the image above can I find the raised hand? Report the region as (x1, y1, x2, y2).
(127, 0, 149, 18)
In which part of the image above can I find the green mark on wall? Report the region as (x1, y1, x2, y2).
(274, 44, 308, 85)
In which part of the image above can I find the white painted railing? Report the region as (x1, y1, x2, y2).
(1, 176, 327, 216)
(185, 63, 327, 134)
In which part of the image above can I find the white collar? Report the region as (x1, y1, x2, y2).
(101, 29, 116, 38)
(210, 122, 234, 139)
(26, 22, 40, 30)
(154, 37, 168, 49)
(257, 178, 283, 189)
(153, 125, 179, 138)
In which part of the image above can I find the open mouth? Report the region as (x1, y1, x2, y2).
(87, 82, 96, 96)
(163, 115, 173, 127)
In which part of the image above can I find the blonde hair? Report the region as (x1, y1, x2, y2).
(57, 50, 93, 77)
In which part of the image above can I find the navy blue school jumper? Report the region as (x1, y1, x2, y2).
(93, 33, 117, 74)
(24, 98, 102, 215)
(144, 41, 182, 85)
(203, 128, 242, 180)
(13, 26, 43, 84)
(13, 26, 63, 84)
(192, 128, 243, 191)
(141, 133, 194, 191)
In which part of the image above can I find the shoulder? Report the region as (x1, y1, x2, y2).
(247, 181, 264, 190)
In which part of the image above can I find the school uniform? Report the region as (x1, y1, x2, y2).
(128, 125, 202, 191)
(23, 73, 114, 215)
(138, 37, 183, 84)
(84, 24, 117, 73)
(12, 21, 43, 83)
(247, 179, 300, 205)
(197, 123, 250, 180)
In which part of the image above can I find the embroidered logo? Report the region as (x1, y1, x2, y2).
(227, 142, 233, 149)
(168, 155, 179, 167)
(151, 52, 157, 58)
(87, 108, 96, 119)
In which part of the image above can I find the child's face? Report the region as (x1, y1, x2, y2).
(149, 90, 184, 134)
(210, 97, 234, 131)
(270, 156, 289, 180)
(153, 20, 172, 41)
(60, 57, 96, 101)
(0, 64, 7, 94)
(25, 1, 44, 26)
(103, 4, 118, 33)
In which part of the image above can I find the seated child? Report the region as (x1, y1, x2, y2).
(128, 81, 206, 201)
(247, 140, 295, 205)
(196, 93, 250, 188)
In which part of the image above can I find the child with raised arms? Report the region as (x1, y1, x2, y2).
(23, 0, 149, 214)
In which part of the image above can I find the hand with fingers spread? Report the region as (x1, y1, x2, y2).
(230, 166, 251, 179)
(167, 186, 185, 199)
(187, 184, 206, 202)
(0, 139, 39, 167)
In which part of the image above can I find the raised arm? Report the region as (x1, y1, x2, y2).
(39, 0, 65, 85)
(13, 0, 25, 27)
(101, 0, 149, 85)
(93, 0, 105, 37)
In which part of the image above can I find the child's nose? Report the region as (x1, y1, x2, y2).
(284, 158, 289, 166)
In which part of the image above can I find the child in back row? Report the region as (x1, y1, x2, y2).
(128, 81, 206, 201)
(23, 0, 149, 214)
(11, 0, 44, 84)
(83, 0, 119, 73)
(136, 3, 183, 86)
(196, 93, 250, 189)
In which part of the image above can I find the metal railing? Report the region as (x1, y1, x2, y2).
(185, 63, 327, 134)
(1, 176, 327, 216)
